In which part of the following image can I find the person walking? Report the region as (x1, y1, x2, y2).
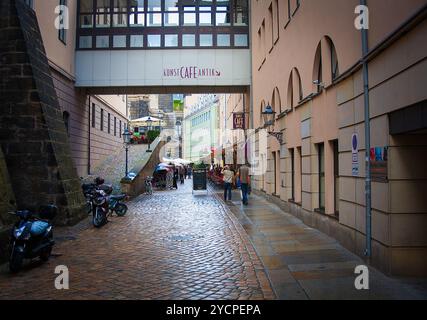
(238, 164, 251, 205)
(222, 165, 234, 202)
(166, 168, 173, 190)
(179, 166, 185, 184)
(173, 167, 179, 190)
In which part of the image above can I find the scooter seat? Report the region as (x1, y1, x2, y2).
(30, 221, 50, 236)
(110, 194, 126, 201)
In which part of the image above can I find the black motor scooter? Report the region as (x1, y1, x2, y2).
(8, 205, 57, 273)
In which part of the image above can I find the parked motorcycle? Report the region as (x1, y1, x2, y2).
(8, 205, 57, 273)
(108, 194, 128, 217)
(82, 177, 128, 220)
(82, 182, 96, 214)
(91, 189, 110, 228)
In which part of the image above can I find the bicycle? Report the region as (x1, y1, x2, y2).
(144, 176, 153, 195)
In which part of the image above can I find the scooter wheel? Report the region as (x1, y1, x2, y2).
(115, 203, 128, 217)
(9, 251, 24, 273)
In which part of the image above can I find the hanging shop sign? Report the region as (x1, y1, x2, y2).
(370, 146, 389, 183)
(233, 113, 246, 130)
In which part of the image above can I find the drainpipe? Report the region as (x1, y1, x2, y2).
(88, 95, 91, 175)
(360, 0, 372, 258)
(248, 0, 253, 130)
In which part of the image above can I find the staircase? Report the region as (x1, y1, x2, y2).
(83, 144, 148, 193)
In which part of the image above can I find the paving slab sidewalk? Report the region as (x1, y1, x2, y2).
(212, 185, 427, 300)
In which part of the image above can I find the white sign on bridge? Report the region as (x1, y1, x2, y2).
(75, 49, 250, 88)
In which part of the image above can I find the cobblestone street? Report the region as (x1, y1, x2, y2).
(0, 181, 275, 300)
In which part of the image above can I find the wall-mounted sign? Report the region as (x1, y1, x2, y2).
(163, 66, 221, 79)
(352, 133, 359, 176)
(233, 113, 246, 130)
(370, 146, 388, 182)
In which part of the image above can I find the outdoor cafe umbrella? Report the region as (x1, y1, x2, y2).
(131, 116, 164, 127)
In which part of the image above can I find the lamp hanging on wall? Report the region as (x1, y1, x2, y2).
(261, 103, 283, 144)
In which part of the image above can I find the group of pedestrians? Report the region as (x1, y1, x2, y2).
(222, 164, 251, 206)
(166, 164, 192, 190)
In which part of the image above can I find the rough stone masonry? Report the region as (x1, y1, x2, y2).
(0, 0, 86, 246)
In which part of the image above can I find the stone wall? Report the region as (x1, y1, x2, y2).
(0, 148, 15, 227)
(0, 0, 85, 225)
(0, 148, 15, 263)
(121, 138, 165, 197)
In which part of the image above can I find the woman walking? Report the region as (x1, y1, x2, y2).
(222, 165, 234, 202)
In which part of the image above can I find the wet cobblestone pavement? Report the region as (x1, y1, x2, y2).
(0, 181, 275, 300)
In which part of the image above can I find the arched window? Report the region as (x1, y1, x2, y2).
(326, 37, 339, 80)
(312, 36, 340, 89)
(63, 111, 70, 136)
(287, 72, 293, 109)
(313, 42, 322, 93)
(271, 87, 282, 114)
(287, 68, 303, 109)
(294, 68, 304, 103)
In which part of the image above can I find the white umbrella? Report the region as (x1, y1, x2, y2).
(131, 116, 162, 122)
(161, 157, 191, 166)
(174, 158, 191, 165)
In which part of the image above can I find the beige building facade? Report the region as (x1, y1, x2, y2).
(33, 0, 128, 177)
(250, 0, 427, 276)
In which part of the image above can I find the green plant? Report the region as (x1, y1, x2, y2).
(193, 161, 207, 170)
(147, 130, 160, 142)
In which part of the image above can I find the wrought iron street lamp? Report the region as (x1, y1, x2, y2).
(262, 104, 283, 144)
(122, 128, 132, 178)
(146, 116, 153, 153)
